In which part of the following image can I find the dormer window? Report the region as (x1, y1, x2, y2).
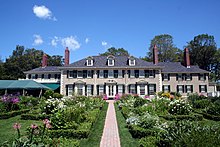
(107, 55, 115, 66)
(129, 56, 135, 66)
(86, 56, 93, 66)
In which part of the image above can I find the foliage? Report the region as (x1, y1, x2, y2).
(187, 34, 217, 72)
(52, 92, 63, 99)
(146, 34, 182, 62)
(168, 100, 192, 115)
(0, 109, 30, 119)
(139, 136, 157, 147)
(0, 94, 20, 112)
(193, 99, 211, 109)
(99, 47, 129, 56)
(44, 90, 54, 99)
(206, 101, 220, 116)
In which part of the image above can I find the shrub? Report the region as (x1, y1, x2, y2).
(21, 113, 49, 120)
(193, 99, 211, 109)
(48, 129, 89, 139)
(139, 136, 157, 147)
(52, 93, 63, 99)
(160, 114, 203, 121)
(0, 109, 30, 119)
(134, 97, 147, 107)
(168, 100, 192, 115)
(57, 138, 80, 147)
(206, 101, 220, 116)
(138, 113, 159, 129)
(44, 90, 54, 99)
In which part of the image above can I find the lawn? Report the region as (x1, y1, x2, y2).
(115, 103, 139, 147)
(80, 102, 108, 147)
(0, 115, 42, 144)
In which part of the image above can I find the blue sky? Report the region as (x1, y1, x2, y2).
(0, 0, 220, 63)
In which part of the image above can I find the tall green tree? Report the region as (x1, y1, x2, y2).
(187, 34, 217, 71)
(100, 47, 129, 56)
(146, 34, 182, 62)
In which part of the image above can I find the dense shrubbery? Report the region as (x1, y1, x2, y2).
(118, 93, 220, 146)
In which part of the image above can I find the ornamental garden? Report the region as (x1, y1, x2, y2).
(0, 90, 220, 146)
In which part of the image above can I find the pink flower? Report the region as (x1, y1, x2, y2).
(46, 123, 52, 129)
(13, 123, 21, 130)
(43, 119, 50, 125)
(31, 124, 38, 129)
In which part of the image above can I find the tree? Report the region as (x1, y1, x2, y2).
(100, 47, 129, 56)
(187, 34, 217, 71)
(146, 34, 182, 62)
(48, 55, 64, 66)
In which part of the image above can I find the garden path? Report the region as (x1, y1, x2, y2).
(100, 100, 121, 147)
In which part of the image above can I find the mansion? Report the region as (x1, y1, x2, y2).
(24, 46, 217, 98)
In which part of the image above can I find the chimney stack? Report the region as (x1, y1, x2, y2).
(42, 54, 47, 67)
(184, 48, 190, 68)
(153, 44, 158, 65)
(65, 47, 70, 66)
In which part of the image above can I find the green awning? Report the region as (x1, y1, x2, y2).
(42, 83, 60, 90)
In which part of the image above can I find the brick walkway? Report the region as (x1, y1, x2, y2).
(100, 100, 121, 147)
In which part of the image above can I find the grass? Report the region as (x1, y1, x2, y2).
(80, 102, 108, 147)
(0, 115, 42, 144)
(115, 103, 139, 147)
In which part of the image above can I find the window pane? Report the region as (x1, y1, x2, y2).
(140, 85, 145, 95)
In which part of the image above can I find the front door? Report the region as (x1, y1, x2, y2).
(108, 85, 114, 97)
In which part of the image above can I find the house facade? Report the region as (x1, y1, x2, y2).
(24, 46, 216, 98)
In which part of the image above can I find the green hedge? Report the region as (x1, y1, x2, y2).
(21, 113, 50, 120)
(0, 109, 30, 119)
(159, 114, 203, 121)
(48, 129, 89, 139)
(202, 113, 220, 121)
(128, 125, 163, 139)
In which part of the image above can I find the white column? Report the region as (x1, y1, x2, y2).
(113, 85, 117, 96)
(60, 70, 64, 95)
(106, 85, 109, 97)
(94, 70, 97, 96)
(83, 85, 85, 96)
(159, 70, 162, 92)
(75, 85, 78, 95)
(145, 85, 148, 95)
(137, 85, 140, 95)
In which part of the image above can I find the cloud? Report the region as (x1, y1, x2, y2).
(33, 34, 43, 45)
(85, 38, 89, 44)
(33, 5, 57, 21)
(101, 41, 108, 46)
(61, 36, 80, 50)
(51, 36, 59, 47)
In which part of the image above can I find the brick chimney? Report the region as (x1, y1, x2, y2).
(42, 54, 47, 67)
(184, 48, 190, 68)
(65, 47, 70, 66)
(153, 44, 158, 65)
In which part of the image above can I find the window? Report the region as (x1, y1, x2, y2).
(148, 84, 156, 95)
(163, 74, 170, 81)
(99, 85, 104, 95)
(140, 85, 145, 95)
(186, 74, 192, 81)
(163, 85, 170, 93)
(87, 85, 92, 96)
(54, 74, 57, 79)
(77, 71, 83, 78)
(118, 85, 123, 94)
(41, 74, 44, 79)
(68, 85, 73, 96)
(118, 70, 123, 78)
(108, 57, 114, 66)
(83, 70, 87, 78)
(135, 70, 139, 78)
(87, 70, 93, 78)
(129, 85, 136, 94)
(108, 70, 113, 78)
(57, 74, 60, 79)
(199, 74, 206, 81)
(139, 70, 145, 78)
(177, 85, 184, 93)
(130, 70, 135, 78)
(87, 59, 93, 66)
(114, 70, 118, 78)
(48, 74, 51, 79)
(104, 70, 108, 78)
(73, 70, 77, 78)
(28, 74, 31, 79)
(176, 74, 183, 81)
(185, 85, 193, 93)
(35, 74, 38, 79)
(69, 71, 74, 78)
(199, 85, 207, 93)
(149, 70, 155, 78)
(129, 59, 135, 66)
(99, 70, 104, 78)
(76, 84, 83, 95)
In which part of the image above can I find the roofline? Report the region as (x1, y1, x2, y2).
(161, 71, 209, 73)
(24, 71, 61, 74)
(58, 66, 164, 70)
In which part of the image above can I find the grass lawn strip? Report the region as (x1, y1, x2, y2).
(80, 102, 108, 147)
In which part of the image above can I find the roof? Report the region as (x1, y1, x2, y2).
(158, 62, 209, 73)
(24, 66, 60, 74)
(60, 55, 162, 69)
(0, 80, 51, 90)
